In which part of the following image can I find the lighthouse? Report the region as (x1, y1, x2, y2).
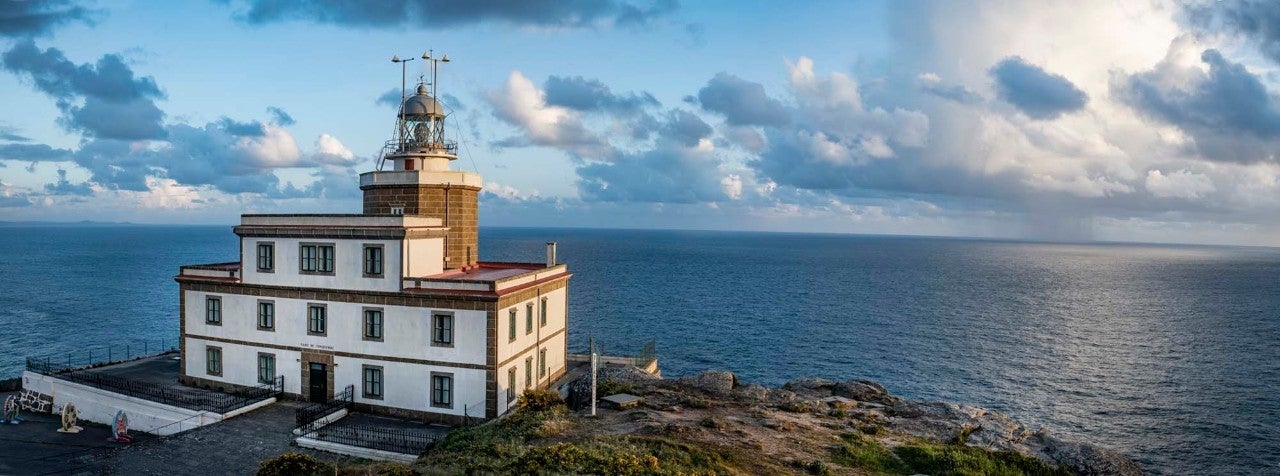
(175, 52, 571, 422)
(361, 52, 481, 270)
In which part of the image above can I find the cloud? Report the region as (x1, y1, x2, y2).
(989, 56, 1088, 120)
(660, 109, 711, 147)
(2, 40, 166, 140)
(0, 0, 95, 37)
(231, 0, 678, 30)
(43, 168, 92, 196)
(543, 75, 658, 114)
(267, 106, 295, 126)
(696, 72, 789, 126)
(0, 180, 32, 207)
(576, 145, 730, 203)
(0, 123, 30, 142)
(916, 72, 982, 104)
(1145, 169, 1216, 199)
(0, 142, 71, 161)
(486, 71, 612, 158)
(1184, 0, 1280, 64)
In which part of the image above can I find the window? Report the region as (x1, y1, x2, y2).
(308, 304, 327, 335)
(257, 353, 275, 384)
(363, 365, 383, 399)
(390, 205, 405, 215)
(525, 357, 533, 389)
(431, 373, 453, 408)
(205, 297, 221, 325)
(257, 301, 275, 330)
(206, 346, 222, 376)
(525, 303, 533, 335)
(540, 349, 547, 377)
(363, 308, 383, 341)
(508, 309, 516, 342)
(300, 243, 334, 274)
(363, 245, 384, 277)
(256, 241, 273, 271)
(432, 313, 453, 346)
(507, 368, 517, 403)
(540, 298, 548, 327)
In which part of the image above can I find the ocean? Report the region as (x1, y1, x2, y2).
(1, 225, 1277, 475)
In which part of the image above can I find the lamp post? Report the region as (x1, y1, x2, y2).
(391, 54, 417, 146)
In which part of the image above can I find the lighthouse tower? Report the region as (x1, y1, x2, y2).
(360, 55, 481, 270)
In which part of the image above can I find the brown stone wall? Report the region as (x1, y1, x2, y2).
(362, 184, 480, 270)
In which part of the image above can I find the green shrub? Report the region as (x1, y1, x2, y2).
(953, 425, 979, 445)
(517, 388, 566, 412)
(257, 452, 330, 476)
(371, 462, 414, 476)
(599, 379, 636, 396)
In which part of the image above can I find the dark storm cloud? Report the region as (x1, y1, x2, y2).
(234, 0, 677, 29)
(1115, 48, 1280, 163)
(0, 0, 94, 37)
(696, 72, 789, 127)
(1, 40, 166, 140)
(543, 75, 658, 114)
(989, 56, 1087, 120)
(1184, 0, 1280, 64)
(43, 169, 91, 196)
(266, 106, 295, 126)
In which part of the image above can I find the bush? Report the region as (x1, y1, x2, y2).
(516, 388, 565, 412)
(893, 443, 1072, 476)
(257, 452, 330, 476)
(371, 463, 414, 476)
(599, 379, 635, 396)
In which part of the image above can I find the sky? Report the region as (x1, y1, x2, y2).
(3, 1, 1280, 246)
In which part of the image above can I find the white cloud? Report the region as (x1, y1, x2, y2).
(1145, 169, 1216, 199)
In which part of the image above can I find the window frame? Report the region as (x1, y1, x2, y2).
(431, 312, 454, 347)
(362, 244, 385, 278)
(362, 364, 384, 400)
(257, 352, 275, 384)
(256, 300, 275, 331)
(508, 309, 516, 342)
(206, 346, 222, 376)
(362, 307, 384, 342)
(540, 298, 548, 327)
(431, 372, 454, 408)
(307, 303, 328, 336)
(205, 296, 222, 326)
(256, 241, 275, 272)
(525, 303, 533, 335)
(299, 242, 335, 275)
(507, 367, 517, 403)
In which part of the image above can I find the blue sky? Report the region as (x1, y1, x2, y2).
(4, 1, 1280, 246)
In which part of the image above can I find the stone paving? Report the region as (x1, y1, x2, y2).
(0, 390, 141, 475)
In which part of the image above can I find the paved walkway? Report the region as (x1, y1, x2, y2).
(0, 390, 141, 475)
(102, 401, 351, 475)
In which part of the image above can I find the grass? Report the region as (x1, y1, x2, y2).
(830, 433, 1071, 476)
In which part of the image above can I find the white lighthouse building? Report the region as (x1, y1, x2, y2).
(175, 53, 570, 423)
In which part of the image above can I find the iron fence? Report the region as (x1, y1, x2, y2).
(296, 384, 354, 430)
(26, 359, 282, 414)
(579, 338, 657, 368)
(314, 424, 437, 455)
(24, 338, 179, 374)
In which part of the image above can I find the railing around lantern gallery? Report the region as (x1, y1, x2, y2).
(312, 424, 439, 455)
(295, 384, 354, 431)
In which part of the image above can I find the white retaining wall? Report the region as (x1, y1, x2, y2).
(21, 371, 275, 436)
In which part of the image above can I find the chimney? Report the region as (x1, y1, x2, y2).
(546, 242, 557, 268)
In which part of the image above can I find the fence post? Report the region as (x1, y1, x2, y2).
(108, 346, 113, 362)
(144, 341, 148, 355)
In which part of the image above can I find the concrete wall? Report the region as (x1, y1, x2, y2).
(240, 237, 403, 292)
(495, 286, 568, 415)
(21, 371, 240, 436)
(403, 237, 444, 277)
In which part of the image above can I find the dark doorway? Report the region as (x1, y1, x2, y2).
(309, 363, 328, 402)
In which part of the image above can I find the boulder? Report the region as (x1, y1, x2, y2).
(834, 380, 889, 402)
(1042, 435, 1144, 476)
(679, 370, 736, 396)
(782, 377, 836, 397)
(733, 383, 770, 402)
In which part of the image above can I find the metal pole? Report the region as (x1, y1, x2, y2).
(590, 349, 598, 417)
